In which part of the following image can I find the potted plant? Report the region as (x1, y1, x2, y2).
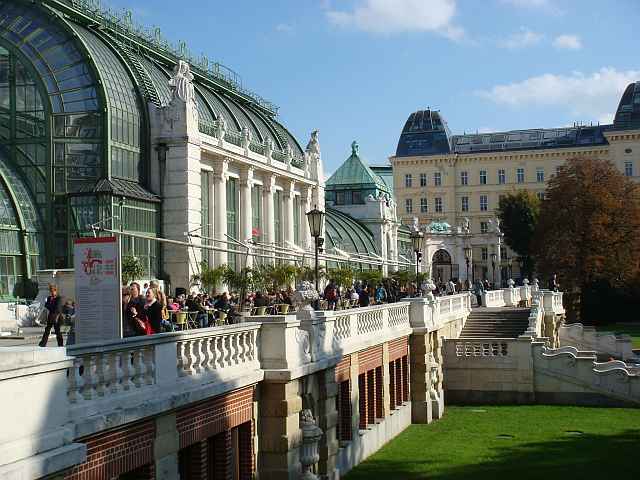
(121, 256, 144, 285)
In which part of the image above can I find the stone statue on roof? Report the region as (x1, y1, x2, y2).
(306, 130, 320, 156)
(351, 140, 359, 156)
(169, 60, 195, 104)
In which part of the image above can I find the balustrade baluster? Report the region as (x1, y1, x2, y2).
(237, 332, 247, 364)
(133, 349, 145, 387)
(94, 353, 107, 396)
(216, 336, 226, 369)
(122, 352, 135, 390)
(68, 357, 84, 403)
(184, 340, 196, 376)
(177, 342, 188, 377)
(202, 337, 213, 371)
(231, 333, 240, 365)
(192, 339, 203, 375)
(82, 355, 97, 400)
(109, 352, 122, 394)
(143, 346, 154, 385)
(224, 335, 232, 367)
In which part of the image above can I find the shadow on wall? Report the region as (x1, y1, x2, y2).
(343, 429, 640, 479)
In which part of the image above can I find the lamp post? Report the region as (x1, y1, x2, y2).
(490, 252, 497, 288)
(463, 246, 472, 288)
(410, 230, 424, 296)
(306, 206, 325, 294)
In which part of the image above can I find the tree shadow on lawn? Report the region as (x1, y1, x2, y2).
(344, 429, 640, 480)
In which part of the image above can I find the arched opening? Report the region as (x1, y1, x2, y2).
(432, 249, 456, 284)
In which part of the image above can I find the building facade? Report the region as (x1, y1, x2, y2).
(0, 0, 331, 295)
(390, 83, 640, 283)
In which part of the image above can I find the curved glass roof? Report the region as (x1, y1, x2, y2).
(0, 145, 43, 234)
(613, 81, 640, 130)
(325, 207, 378, 256)
(0, 1, 101, 113)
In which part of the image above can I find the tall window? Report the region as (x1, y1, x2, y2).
(420, 198, 428, 213)
(251, 185, 262, 242)
(537, 191, 545, 201)
(517, 168, 525, 184)
(536, 167, 544, 183)
(481, 247, 488, 260)
(405, 198, 413, 213)
(201, 171, 212, 265)
(293, 195, 301, 246)
(479, 170, 487, 185)
(498, 169, 506, 184)
(461, 196, 469, 212)
(480, 222, 488, 234)
(434, 172, 442, 186)
(460, 171, 468, 185)
(625, 161, 633, 177)
(226, 177, 238, 269)
(435, 197, 443, 213)
(420, 173, 427, 187)
(274, 190, 283, 246)
(480, 195, 488, 211)
(405, 174, 412, 188)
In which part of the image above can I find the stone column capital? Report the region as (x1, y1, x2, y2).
(239, 166, 254, 187)
(283, 179, 296, 198)
(212, 157, 229, 181)
(263, 173, 277, 193)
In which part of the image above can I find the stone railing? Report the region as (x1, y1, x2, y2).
(541, 290, 564, 315)
(559, 323, 637, 361)
(66, 324, 263, 434)
(481, 290, 505, 307)
(522, 295, 544, 338)
(451, 339, 510, 357)
(408, 293, 473, 335)
(258, 302, 412, 375)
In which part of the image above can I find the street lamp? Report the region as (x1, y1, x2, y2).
(490, 252, 497, 288)
(410, 230, 424, 295)
(306, 206, 325, 294)
(463, 246, 472, 287)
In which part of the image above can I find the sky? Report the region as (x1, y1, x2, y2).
(106, 0, 639, 176)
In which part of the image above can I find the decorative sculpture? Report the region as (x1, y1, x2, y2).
(351, 140, 359, 156)
(463, 217, 471, 234)
(306, 130, 320, 156)
(494, 217, 502, 234)
(292, 281, 319, 312)
(507, 278, 515, 288)
(169, 60, 195, 104)
(300, 409, 323, 480)
(523, 278, 530, 286)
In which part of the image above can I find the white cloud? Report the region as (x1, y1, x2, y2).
(326, 0, 464, 39)
(477, 68, 640, 124)
(499, 0, 563, 14)
(275, 23, 294, 33)
(498, 27, 544, 49)
(553, 34, 582, 50)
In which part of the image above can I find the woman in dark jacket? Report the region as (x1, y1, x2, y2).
(143, 288, 163, 334)
(39, 284, 64, 347)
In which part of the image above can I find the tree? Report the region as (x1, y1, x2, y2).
(497, 191, 540, 278)
(121, 256, 144, 285)
(328, 267, 354, 290)
(199, 263, 226, 294)
(532, 157, 640, 321)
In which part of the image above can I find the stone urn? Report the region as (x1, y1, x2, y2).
(422, 278, 437, 301)
(507, 278, 515, 288)
(292, 281, 319, 313)
(299, 409, 323, 480)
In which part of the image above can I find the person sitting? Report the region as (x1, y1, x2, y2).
(143, 288, 163, 334)
(253, 292, 269, 308)
(167, 296, 180, 311)
(349, 288, 359, 302)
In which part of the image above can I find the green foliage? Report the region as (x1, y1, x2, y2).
(12, 276, 38, 299)
(389, 270, 411, 288)
(121, 255, 145, 285)
(356, 269, 383, 286)
(497, 191, 540, 277)
(199, 262, 226, 293)
(328, 267, 355, 289)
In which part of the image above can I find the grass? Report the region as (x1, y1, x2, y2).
(595, 323, 640, 348)
(343, 406, 640, 479)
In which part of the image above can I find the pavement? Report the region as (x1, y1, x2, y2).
(0, 326, 71, 347)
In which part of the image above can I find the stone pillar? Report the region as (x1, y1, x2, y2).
(317, 367, 339, 480)
(154, 413, 180, 480)
(349, 353, 361, 438)
(283, 180, 295, 257)
(213, 158, 228, 267)
(263, 174, 276, 263)
(409, 332, 444, 423)
(240, 167, 254, 268)
(259, 379, 303, 480)
(495, 236, 503, 288)
(301, 185, 313, 258)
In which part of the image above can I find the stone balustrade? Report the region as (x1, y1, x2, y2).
(452, 339, 510, 357)
(481, 289, 505, 307)
(559, 323, 638, 361)
(408, 293, 473, 334)
(541, 290, 564, 315)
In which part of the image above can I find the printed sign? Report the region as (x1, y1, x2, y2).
(73, 236, 122, 344)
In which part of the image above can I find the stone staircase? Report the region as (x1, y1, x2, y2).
(460, 308, 530, 338)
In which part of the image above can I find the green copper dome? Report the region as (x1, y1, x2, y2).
(326, 141, 390, 194)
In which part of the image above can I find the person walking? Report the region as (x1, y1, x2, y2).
(39, 284, 64, 347)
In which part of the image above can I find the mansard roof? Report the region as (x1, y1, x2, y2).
(326, 142, 390, 194)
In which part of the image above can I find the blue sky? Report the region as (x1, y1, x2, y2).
(107, 0, 639, 175)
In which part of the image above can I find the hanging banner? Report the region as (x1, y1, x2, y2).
(73, 236, 122, 344)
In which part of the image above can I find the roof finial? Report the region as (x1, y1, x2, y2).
(351, 140, 359, 156)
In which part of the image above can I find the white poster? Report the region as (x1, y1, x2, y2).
(74, 236, 122, 344)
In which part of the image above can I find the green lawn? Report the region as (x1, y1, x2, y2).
(595, 323, 640, 348)
(344, 406, 640, 479)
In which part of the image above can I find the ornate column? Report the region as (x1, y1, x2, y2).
(301, 185, 313, 258)
(263, 174, 276, 263)
(283, 180, 295, 258)
(213, 158, 229, 267)
(240, 167, 254, 268)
